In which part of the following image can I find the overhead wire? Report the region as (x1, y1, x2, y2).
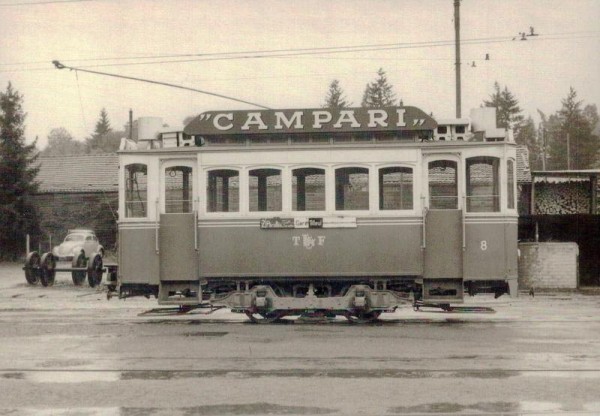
(0, 0, 96, 6)
(1, 30, 598, 71)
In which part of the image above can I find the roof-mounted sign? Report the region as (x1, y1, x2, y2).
(184, 106, 437, 136)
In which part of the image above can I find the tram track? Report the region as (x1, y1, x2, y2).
(3, 367, 600, 374)
(2, 315, 600, 325)
(1, 368, 599, 414)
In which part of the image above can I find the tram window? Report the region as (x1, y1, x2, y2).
(353, 133, 372, 142)
(375, 132, 398, 142)
(249, 168, 282, 212)
(507, 159, 515, 209)
(291, 135, 310, 144)
(333, 135, 352, 143)
(428, 160, 458, 209)
(466, 157, 500, 212)
(292, 168, 325, 211)
(335, 167, 369, 210)
(379, 167, 413, 210)
(207, 169, 239, 212)
(310, 133, 330, 144)
(164, 166, 194, 213)
(124, 164, 147, 218)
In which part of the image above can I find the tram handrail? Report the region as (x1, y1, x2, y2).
(421, 201, 427, 250)
(462, 195, 466, 250)
(194, 199, 199, 252)
(155, 198, 159, 254)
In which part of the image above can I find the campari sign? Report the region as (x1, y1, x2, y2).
(185, 106, 437, 135)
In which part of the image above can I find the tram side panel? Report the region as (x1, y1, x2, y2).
(463, 219, 518, 288)
(197, 221, 423, 279)
(118, 226, 160, 286)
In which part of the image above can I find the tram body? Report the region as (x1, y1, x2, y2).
(117, 106, 518, 320)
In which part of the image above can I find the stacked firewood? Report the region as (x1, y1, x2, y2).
(534, 182, 590, 214)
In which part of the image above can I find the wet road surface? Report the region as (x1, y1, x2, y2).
(1, 263, 599, 415)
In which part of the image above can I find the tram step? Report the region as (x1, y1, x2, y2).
(422, 278, 464, 303)
(158, 281, 200, 305)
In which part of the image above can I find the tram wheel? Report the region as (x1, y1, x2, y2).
(71, 252, 86, 286)
(245, 310, 285, 324)
(344, 311, 381, 324)
(24, 251, 40, 285)
(87, 253, 103, 288)
(39, 253, 56, 287)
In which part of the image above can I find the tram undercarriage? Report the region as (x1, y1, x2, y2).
(115, 275, 513, 322)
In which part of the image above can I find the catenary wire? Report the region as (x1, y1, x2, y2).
(0, 0, 96, 5)
(1, 31, 597, 68)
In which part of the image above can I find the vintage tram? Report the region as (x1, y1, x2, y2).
(116, 105, 518, 322)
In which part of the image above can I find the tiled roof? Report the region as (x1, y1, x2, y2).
(36, 154, 119, 193)
(516, 145, 531, 184)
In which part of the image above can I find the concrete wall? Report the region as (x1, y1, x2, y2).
(518, 242, 579, 289)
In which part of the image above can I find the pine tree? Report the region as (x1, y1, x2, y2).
(95, 108, 111, 136)
(515, 116, 543, 170)
(361, 68, 397, 108)
(86, 108, 116, 153)
(323, 80, 351, 109)
(547, 88, 599, 169)
(0, 82, 40, 260)
(483, 82, 524, 130)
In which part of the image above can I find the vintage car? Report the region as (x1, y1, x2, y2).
(52, 229, 104, 261)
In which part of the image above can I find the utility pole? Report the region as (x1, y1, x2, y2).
(539, 123, 546, 171)
(566, 133, 571, 170)
(454, 0, 462, 118)
(129, 109, 133, 141)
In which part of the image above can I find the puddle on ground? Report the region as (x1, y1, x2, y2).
(8, 368, 597, 384)
(390, 401, 600, 414)
(1, 372, 24, 379)
(122, 403, 336, 415)
(182, 331, 228, 337)
(0, 404, 336, 416)
(389, 401, 519, 414)
(0, 408, 121, 416)
(38, 359, 92, 368)
(25, 371, 120, 383)
(519, 401, 564, 412)
(119, 368, 519, 380)
(522, 370, 600, 379)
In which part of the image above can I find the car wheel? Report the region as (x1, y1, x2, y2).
(24, 251, 40, 285)
(39, 253, 56, 287)
(87, 253, 103, 287)
(71, 252, 86, 285)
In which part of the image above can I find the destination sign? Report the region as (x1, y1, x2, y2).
(260, 217, 356, 229)
(184, 106, 437, 136)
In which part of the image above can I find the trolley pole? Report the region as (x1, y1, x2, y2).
(454, 0, 462, 118)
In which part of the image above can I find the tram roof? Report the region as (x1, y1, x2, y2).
(184, 106, 437, 136)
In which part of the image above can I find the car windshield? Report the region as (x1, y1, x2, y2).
(65, 234, 85, 242)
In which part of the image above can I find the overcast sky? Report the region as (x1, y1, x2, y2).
(1, 0, 599, 148)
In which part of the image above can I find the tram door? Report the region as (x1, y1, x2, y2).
(423, 158, 464, 302)
(159, 162, 198, 284)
